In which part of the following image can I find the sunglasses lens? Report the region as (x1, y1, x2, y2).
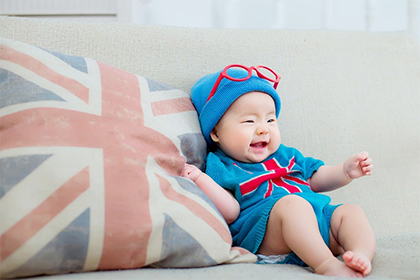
(257, 66, 277, 82)
(225, 65, 250, 80)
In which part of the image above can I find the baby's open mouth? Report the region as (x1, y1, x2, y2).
(250, 141, 268, 148)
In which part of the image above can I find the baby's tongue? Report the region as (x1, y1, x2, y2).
(251, 142, 265, 148)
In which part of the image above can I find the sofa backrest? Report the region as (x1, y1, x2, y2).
(1, 17, 419, 238)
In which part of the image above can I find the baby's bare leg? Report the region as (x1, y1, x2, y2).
(258, 196, 363, 277)
(330, 204, 376, 276)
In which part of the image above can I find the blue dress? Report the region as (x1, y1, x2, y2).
(205, 144, 340, 266)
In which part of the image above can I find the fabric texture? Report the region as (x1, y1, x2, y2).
(0, 37, 256, 279)
(205, 145, 338, 259)
(191, 67, 281, 146)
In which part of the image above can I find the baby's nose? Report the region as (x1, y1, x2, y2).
(257, 125, 269, 135)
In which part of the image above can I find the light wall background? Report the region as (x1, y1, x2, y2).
(1, 0, 419, 41)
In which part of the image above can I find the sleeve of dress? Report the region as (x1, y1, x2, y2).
(204, 152, 225, 185)
(286, 146, 325, 180)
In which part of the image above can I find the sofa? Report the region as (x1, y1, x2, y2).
(0, 16, 419, 280)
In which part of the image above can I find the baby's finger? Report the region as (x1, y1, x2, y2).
(353, 151, 369, 163)
(363, 164, 373, 175)
(363, 156, 372, 163)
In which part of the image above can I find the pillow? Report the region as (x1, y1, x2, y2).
(0, 37, 256, 279)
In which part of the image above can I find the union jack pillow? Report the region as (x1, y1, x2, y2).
(0, 37, 256, 279)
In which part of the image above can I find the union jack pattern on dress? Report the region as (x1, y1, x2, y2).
(239, 157, 311, 198)
(0, 38, 254, 278)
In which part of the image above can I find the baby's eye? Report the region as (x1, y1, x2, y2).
(243, 120, 254, 123)
(267, 119, 276, 123)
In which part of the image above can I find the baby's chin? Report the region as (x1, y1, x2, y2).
(240, 151, 276, 164)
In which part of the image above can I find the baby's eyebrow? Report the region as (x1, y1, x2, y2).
(246, 109, 275, 115)
(239, 112, 257, 117)
(265, 110, 276, 117)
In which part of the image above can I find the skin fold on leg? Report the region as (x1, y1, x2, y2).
(329, 204, 376, 276)
(258, 195, 368, 277)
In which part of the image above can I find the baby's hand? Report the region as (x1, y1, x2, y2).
(182, 163, 203, 182)
(344, 151, 373, 180)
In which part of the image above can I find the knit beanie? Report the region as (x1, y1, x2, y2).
(191, 67, 281, 146)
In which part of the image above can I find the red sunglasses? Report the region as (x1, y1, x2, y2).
(206, 64, 280, 102)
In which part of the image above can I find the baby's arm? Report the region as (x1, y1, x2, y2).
(309, 151, 373, 192)
(182, 164, 240, 224)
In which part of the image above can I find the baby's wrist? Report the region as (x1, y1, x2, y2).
(192, 171, 204, 183)
(342, 163, 353, 181)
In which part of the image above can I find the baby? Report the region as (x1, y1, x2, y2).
(182, 65, 375, 277)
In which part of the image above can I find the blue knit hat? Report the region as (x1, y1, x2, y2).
(191, 67, 281, 146)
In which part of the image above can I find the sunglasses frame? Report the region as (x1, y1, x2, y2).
(206, 64, 280, 102)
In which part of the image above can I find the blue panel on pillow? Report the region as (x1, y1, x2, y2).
(156, 214, 217, 267)
(146, 78, 177, 92)
(175, 176, 220, 216)
(4, 209, 90, 278)
(38, 47, 88, 74)
(0, 69, 65, 109)
(0, 154, 52, 198)
(178, 133, 206, 170)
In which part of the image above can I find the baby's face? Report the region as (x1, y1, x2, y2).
(210, 91, 281, 163)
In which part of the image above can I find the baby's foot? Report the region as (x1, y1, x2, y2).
(343, 251, 372, 276)
(314, 257, 364, 278)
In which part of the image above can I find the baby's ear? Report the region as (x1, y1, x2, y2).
(210, 128, 219, 143)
